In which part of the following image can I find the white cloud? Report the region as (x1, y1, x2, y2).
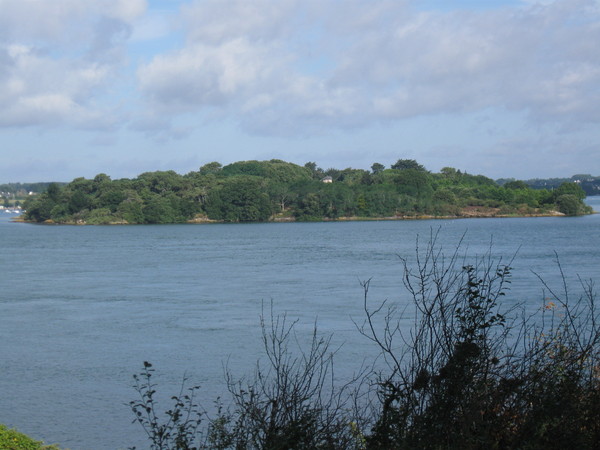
(139, 38, 282, 108)
(0, 0, 146, 129)
(180, 0, 302, 44)
(0, 0, 145, 42)
(136, 0, 600, 136)
(2, 0, 599, 144)
(107, 0, 147, 22)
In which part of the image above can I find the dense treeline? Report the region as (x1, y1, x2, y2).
(23, 159, 592, 224)
(0, 182, 64, 195)
(1, 182, 64, 208)
(498, 174, 600, 196)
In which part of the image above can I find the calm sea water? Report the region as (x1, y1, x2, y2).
(1, 198, 599, 449)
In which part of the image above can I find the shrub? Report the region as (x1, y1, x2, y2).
(130, 234, 600, 449)
(556, 193, 585, 215)
(0, 424, 61, 450)
(130, 307, 365, 449)
(358, 234, 600, 449)
(213, 307, 364, 449)
(129, 361, 203, 450)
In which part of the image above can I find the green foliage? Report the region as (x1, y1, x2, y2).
(198, 162, 223, 175)
(390, 159, 426, 171)
(359, 237, 600, 449)
(0, 182, 63, 195)
(504, 180, 529, 190)
(554, 181, 586, 201)
(432, 188, 457, 205)
(86, 207, 117, 225)
(23, 189, 60, 222)
(221, 160, 311, 184)
(295, 192, 324, 221)
(137, 171, 185, 195)
(391, 169, 433, 199)
(304, 161, 325, 180)
(23, 159, 592, 224)
(502, 174, 600, 196)
(0, 424, 61, 450)
(143, 195, 181, 224)
(557, 194, 583, 215)
(551, 183, 590, 215)
(129, 362, 203, 450)
(205, 176, 272, 222)
(371, 163, 385, 174)
(117, 195, 145, 224)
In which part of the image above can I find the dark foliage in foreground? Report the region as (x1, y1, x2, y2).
(129, 361, 203, 450)
(130, 237, 600, 449)
(358, 237, 600, 449)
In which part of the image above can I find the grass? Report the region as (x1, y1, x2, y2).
(0, 424, 61, 450)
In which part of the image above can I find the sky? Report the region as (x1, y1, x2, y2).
(1, 0, 599, 183)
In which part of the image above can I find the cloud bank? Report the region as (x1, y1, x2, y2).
(135, 0, 600, 135)
(2, 0, 598, 136)
(0, 0, 146, 128)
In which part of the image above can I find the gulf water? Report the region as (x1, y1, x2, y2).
(1, 198, 599, 449)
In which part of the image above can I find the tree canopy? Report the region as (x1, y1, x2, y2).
(23, 159, 593, 224)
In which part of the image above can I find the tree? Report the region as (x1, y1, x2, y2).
(143, 195, 180, 224)
(205, 177, 272, 222)
(67, 190, 91, 214)
(96, 186, 127, 212)
(137, 171, 184, 195)
(269, 182, 296, 213)
(554, 182, 586, 201)
(440, 167, 458, 177)
(371, 163, 385, 174)
(504, 180, 529, 190)
(93, 173, 111, 185)
(556, 194, 583, 216)
(46, 182, 62, 202)
(391, 159, 426, 171)
(199, 162, 222, 175)
(304, 162, 324, 180)
(221, 160, 311, 184)
(393, 169, 433, 201)
(337, 168, 371, 186)
(117, 195, 145, 224)
(20, 158, 592, 224)
(295, 192, 323, 220)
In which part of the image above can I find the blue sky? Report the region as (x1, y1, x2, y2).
(1, 0, 599, 182)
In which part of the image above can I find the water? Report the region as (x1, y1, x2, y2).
(1, 199, 599, 449)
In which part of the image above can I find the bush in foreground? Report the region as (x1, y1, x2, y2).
(130, 235, 600, 449)
(359, 236, 600, 449)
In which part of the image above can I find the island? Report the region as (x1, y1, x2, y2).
(21, 159, 592, 224)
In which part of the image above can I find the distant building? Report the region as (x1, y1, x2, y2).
(321, 176, 333, 183)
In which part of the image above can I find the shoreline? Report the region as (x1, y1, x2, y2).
(13, 208, 584, 226)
